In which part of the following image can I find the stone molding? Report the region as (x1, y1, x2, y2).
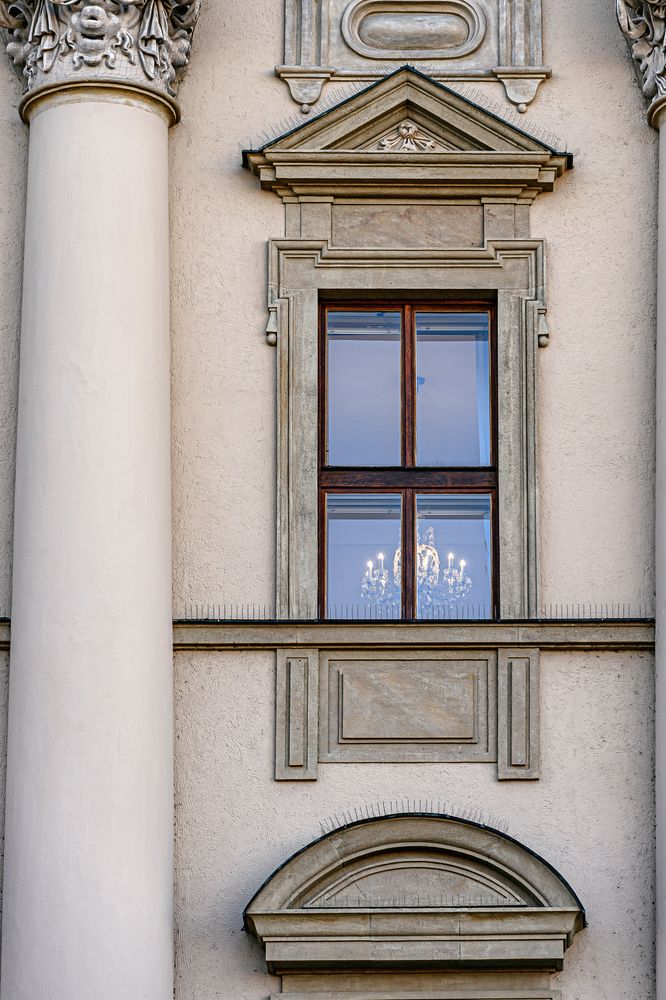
(265, 238, 545, 621)
(245, 69, 573, 624)
(245, 814, 585, 980)
(0, 0, 200, 111)
(0, 619, 655, 653)
(277, 0, 550, 113)
(275, 645, 538, 781)
(246, 69, 570, 203)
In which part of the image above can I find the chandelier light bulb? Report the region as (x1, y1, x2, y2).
(360, 530, 473, 614)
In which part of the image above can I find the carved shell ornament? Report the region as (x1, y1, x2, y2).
(617, 0, 666, 102)
(0, 0, 201, 97)
(378, 121, 438, 151)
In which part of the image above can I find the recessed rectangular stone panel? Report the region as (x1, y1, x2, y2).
(339, 664, 477, 741)
(332, 203, 484, 249)
(276, 649, 319, 780)
(320, 650, 496, 763)
(277, 0, 548, 112)
(497, 648, 540, 780)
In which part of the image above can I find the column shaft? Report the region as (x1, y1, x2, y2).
(1, 93, 174, 999)
(653, 108, 666, 998)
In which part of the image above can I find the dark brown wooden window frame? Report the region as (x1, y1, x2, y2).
(318, 299, 499, 621)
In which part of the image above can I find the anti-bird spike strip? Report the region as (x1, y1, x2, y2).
(319, 799, 510, 836)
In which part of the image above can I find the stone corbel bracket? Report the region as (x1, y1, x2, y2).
(277, 0, 550, 114)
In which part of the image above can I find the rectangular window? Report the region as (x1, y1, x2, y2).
(320, 301, 497, 621)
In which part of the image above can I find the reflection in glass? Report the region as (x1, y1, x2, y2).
(326, 494, 402, 619)
(416, 495, 492, 619)
(327, 311, 401, 466)
(416, 312, 490, 467)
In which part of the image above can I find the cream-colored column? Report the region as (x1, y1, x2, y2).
(617, 4, 666, 996)
(0, 4, 200, 998)
(654, 103, 666, 1000)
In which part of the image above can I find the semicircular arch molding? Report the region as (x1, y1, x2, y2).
(244, 813, 585, 977)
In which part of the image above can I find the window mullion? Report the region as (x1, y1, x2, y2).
(403, 489, 416, 620)
(403, 303, 415, 468)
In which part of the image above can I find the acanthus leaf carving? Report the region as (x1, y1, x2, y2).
(0, 0, 201, 100)
(617, 0, 666, 107)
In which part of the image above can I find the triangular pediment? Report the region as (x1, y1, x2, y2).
(245, 67, 571, 200)
(259, 68, 558, 155)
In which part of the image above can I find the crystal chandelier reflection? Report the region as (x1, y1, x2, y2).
(361, 527, 472, 608)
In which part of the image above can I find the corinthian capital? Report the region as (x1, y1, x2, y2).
(0, 0, 201, 101)
(617, 0, 666, 113)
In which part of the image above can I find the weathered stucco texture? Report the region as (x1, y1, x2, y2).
(174, 649, 655, 1000)
(0, 0, 658, 996)
(0, 59, 24, 618)
(169, 0, 657, 614)
(169, 1, 286, 614)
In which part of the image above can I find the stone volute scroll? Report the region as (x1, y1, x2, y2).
(0, 0, 201, 120)
(245, 813, 585, 999)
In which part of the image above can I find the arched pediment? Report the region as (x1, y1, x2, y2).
(245, 814, 584, 973)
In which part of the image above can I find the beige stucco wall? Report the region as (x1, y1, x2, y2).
(168, 0, 657, 615)
(168, 2, 658, 996)
(174, 648, 655, 1000)
(0, 0, 659, 997)
(0, 2, 655, 615)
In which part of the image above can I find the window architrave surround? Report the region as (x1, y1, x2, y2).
(270, 237, 546, 620)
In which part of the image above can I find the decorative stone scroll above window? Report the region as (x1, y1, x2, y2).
(245, 813, 585, 999)
(277, 0, 549, 113)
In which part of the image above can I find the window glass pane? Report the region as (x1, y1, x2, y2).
(326, 494, 402, 619)
(416, 494, 492, 619)
(327, 310, 401, 466)
(416, 312, 490, 467)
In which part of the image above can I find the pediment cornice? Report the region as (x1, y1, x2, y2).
(245, 68, 572, 202)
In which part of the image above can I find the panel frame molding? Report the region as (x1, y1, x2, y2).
(276, 648, 320, 780)
(274, 991, 561, 1000)
(498, 647, 540, 779)
(277, 0, 550, 112)
(269, 237, 546, 623)
(319, 648, 497, 763)
(275, 644, 540, 780)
